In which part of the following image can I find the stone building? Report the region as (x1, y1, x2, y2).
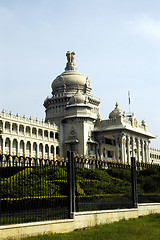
(0, 111, 60, 159)
(0, 51, 160, 163)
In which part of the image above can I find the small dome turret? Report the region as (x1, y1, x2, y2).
(109, 102, 124, 119)
(69, 87, 86, 105)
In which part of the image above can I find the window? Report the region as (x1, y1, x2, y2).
(55, 132, 59, 140)
(44, 130, 48, 138)
(50, 131, 54, 138)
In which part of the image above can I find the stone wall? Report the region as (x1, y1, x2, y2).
(0, 203, 160, 240)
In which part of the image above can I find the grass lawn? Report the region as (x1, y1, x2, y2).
(12, 213, 160, 240)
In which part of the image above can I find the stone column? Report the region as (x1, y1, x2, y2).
(136, 139, 140, 162)
(17, 124, 20, 136)
(2, 120, 5, 134)
(146, 141, 150, 163)
(126, 136, 130, 164)
(144, 141, 149, 163)
(53, 146, 56, 159)
(10, 139, 12, 155)
(48, 145, 51, 159)
(120, 134, 125, 164)
(37, 143, 39, 158)
(30, 142, 33, 158)
(17, 140, 20, 156)
(10, 123, 12, 135)
(123, 135, 126, 164)
(43, 144, 45, 159)
(24, 141, 26, 157)
(2, 137, 5, 154)
(141, 140, 144, 163)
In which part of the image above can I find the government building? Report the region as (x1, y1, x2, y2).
(0, 51, 160, 164)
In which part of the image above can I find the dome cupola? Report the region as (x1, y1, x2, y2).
(69, 87, 86, 105)
(51, 51, 89, 95)
(109, 102, 124, 119)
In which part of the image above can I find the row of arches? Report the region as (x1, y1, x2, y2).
(0, 137, 60, 159)
(150, 153, 160, 160)
(0, 120, 59, 140)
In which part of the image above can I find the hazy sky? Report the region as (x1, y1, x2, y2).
(0, 0, 160, 148)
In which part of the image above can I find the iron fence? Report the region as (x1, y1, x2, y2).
(0, 153, 159, 225)
(74, 156, 133, 212)
(0, 154, 69, 225)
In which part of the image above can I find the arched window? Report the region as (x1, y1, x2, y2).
(33, 142, 37, 157)
(19, 125, 24, 135)
(51, 145, 54, 160)
(32, 127, 37, 137)
(51, 145, 54, 153)
(26, 141, 31, 157)
(26, 126, 31, 136)
(5, 122, 10, 133)
(55, 132, 59, 140)
(38, 129, 43, 138)
(5, 138, 10, 154)
(45, 144, 49, 159)
(12, 123, 18, 133)
(20, 140, 24, 156)
(39, 143, 43, 158)
(56, 146, 60, 159)
(0, 137, 3, 152)
(0, 120, 3, 130)
(44, 130, 48, 138)
(50, 131, 54, 138)
(12, 139, 18, 155)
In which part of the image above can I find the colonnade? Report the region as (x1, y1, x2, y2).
(114, 134, 150, 164)
(0, 137, 60, 160)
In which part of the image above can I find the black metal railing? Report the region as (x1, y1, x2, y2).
(73, 156, 133, 212)
(0, 154, 69, 225)
(0, 153, 159, 225)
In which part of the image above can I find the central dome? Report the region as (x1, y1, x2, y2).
(51, 70, 87, 94)
(51, 51, 89, 95)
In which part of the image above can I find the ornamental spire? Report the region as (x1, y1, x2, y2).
(65, 51, 77, 70)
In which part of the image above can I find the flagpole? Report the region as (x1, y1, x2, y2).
(128, 91, 131, 113)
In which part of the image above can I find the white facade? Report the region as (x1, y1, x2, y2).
(0, 110, 60, 159)
(93, 108, 154, 164)
(0, 51, 160, 164)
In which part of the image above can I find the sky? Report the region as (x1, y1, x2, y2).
(0, 0, 160, 148)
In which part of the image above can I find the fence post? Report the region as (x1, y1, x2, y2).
(67, 151, 75, 218)
(131, 157, 138, 208)
(71, 151, 76, 213)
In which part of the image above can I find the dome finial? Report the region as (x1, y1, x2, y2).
(65, 51, 76, 70)
(109, 102, 124, 119)
(115, 102, 119, 108)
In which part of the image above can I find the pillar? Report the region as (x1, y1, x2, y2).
(136, 139, 140, 162)
(120, 134, 125, 163)
(10, 139, 12, 155)
(2, 137, 5, 154)
(127, 136, 130, 164)
(141, 140, 144, 163)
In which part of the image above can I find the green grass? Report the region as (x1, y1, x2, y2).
(12, 213, 160, 240)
